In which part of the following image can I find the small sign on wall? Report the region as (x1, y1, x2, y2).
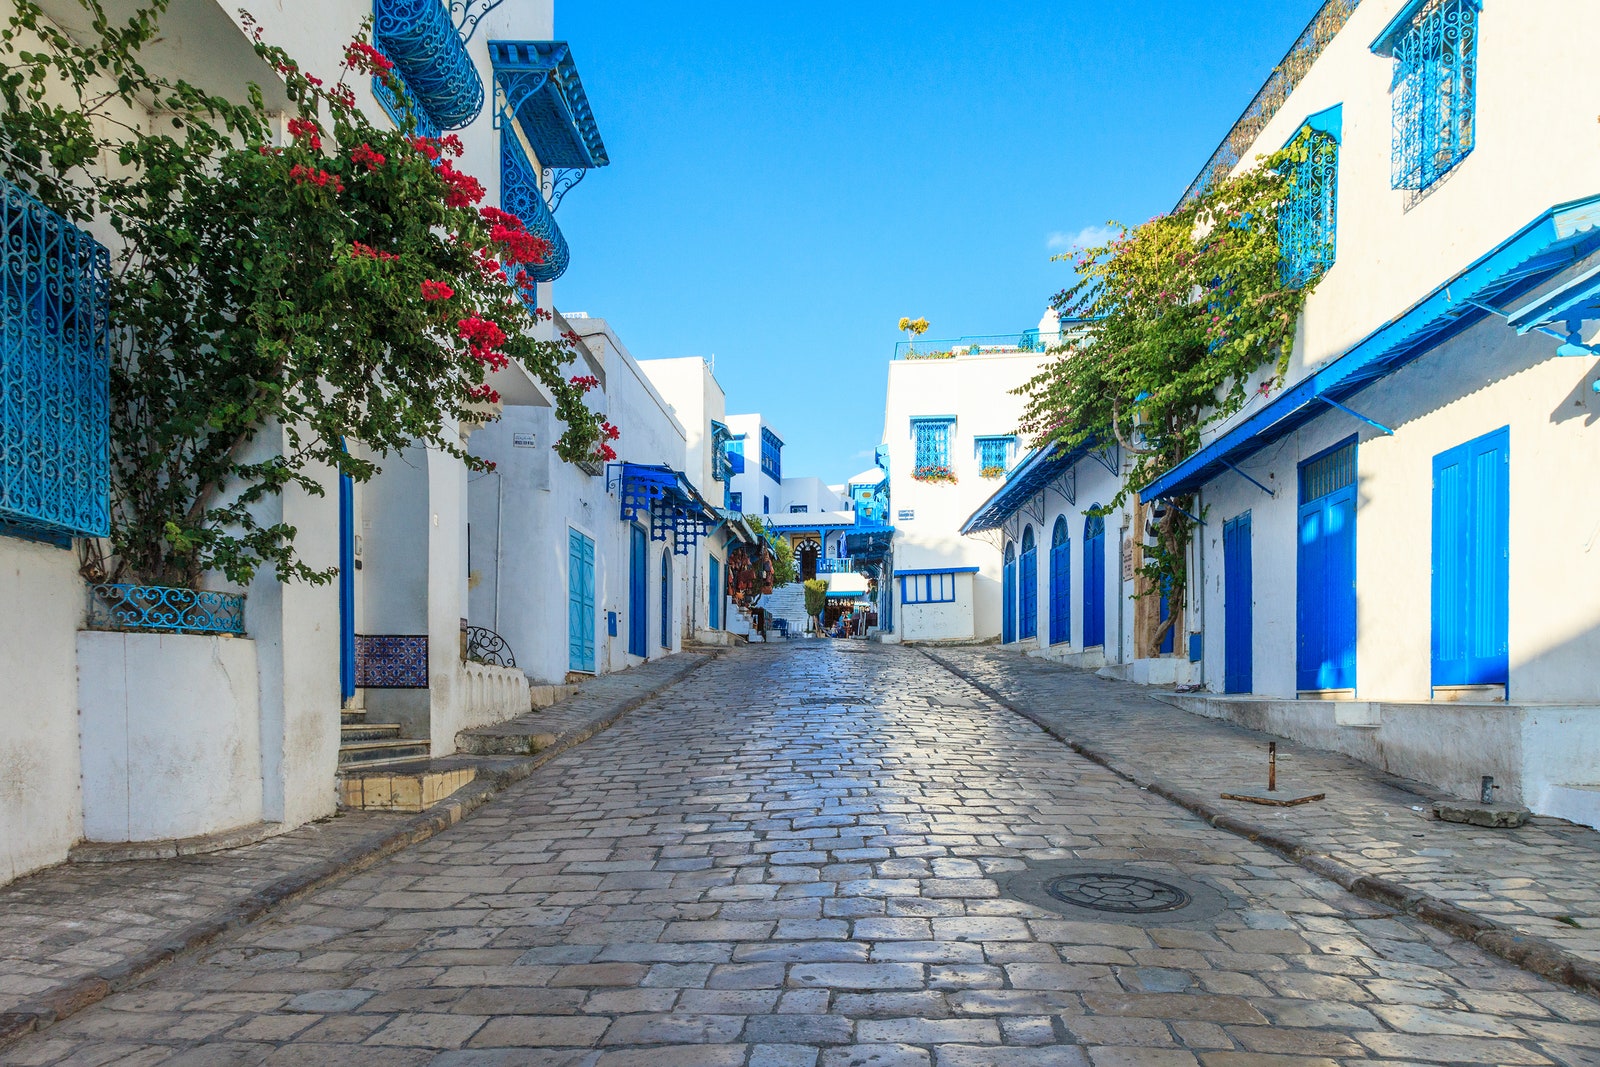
(512, 432, 537, 448)
(897, 509, 915, 521)
(1121, 540, 1135, 582)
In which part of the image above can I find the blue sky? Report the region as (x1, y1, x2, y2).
(553, 1, 1327, 483)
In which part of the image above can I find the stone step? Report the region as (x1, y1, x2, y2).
(338, 764, 477, 813)
(336, 738, 431, 768)
(340, 709, 366, 726)
(340, 722, 402, 743)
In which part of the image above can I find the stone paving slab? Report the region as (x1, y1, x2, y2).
(925, 646, 1600, 994)
(5, 643, 1598, 1066)
(0, 651, 716, 1046)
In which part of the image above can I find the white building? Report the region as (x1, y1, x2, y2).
(725, 412, 785, 518)
(877, 311, 1063, 642)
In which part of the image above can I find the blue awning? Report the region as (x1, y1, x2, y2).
(961, 441, 1093, 534)
(488, 41, 608, 170)
(611, 462, 718, 554)
(1141, 194, 1600, 503)
(1507, 260, 1600, 338)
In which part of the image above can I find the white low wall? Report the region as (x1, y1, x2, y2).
(452, 661, 531, 736)
(78, 631, 264, 842)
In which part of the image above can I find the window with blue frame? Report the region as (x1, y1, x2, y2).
(729, 491, 743, 512)
(0, 177, 111, 545)
(911, 417, 955, 477)
(974, 435, 1015, 474)
(789, 505, 808, 513)
(1279, 121, 1339, 287)
(900, 573, 956, 604)
(1375, 0, 1479, 193)
(760, 427, 783, 481)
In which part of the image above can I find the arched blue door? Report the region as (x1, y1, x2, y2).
(1002, 542, 1017, 644)
(660, 549, 672, 649)
(1048, 517, 1070, 645)
(1083, 511, 1106, 648)
(1019, 526, 1038, 640)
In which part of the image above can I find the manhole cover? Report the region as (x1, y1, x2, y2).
(996, 860, 1230, 926)
(1047, 872, 1190, 914)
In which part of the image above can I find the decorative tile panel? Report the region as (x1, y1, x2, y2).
(355, 634, 429, 688)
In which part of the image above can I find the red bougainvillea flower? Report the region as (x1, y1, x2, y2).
(596, 443, 618, 462)
(601, 421, 621, 441)
(286, 117, 322, 150)
(289, 164, 343, 193)
(489, 222, 549, 266)
(568, 374, 599, 392)
(420, 280, 455, 301)
(409, 137, 440, 162)
(469, 383, 501, 403)
(350, 241, 399, 262)
(350, 143, 386, 171)
(329, 84, 357, 109)
(344, 40, 394, 74)
(457, 317, 509, 370)
(435, 160, 484, 207)
(438, 134, 465, 157)
(534, 307, 553, 322)
(479, 206, 520, 227)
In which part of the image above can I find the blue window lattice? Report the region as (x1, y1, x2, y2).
(1279, 128, 1338, 286)
(911, 417, 954, 473)
(1382, 0, 1479, 192)
(710, 420, 734, 482)
(975, 435, 1014, 472)
(501, 131, 571, 294)
(373, 0, 484, 130)
(1, 177, 110, 543)
(371, 70, 441, 138)
(729, 491, 743, 512)
(88, 584, 245, 635)
(760, 427, 782, 481)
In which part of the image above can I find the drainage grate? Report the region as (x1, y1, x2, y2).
(1047, 872, 1190, 914)
(996, 860, 1229, 926)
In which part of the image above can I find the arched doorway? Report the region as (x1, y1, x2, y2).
(1019, 526, 1038, 640)
(1049, 516, 1070, 645)
(1002, 541, 1017, 644)
(1083, 510, 1106, 648)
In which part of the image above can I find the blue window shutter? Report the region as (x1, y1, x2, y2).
(1223, 513, 1253, 693)
(1431, 427, 1508, 687)
(1296, 440, 1358, 691)
(1048, 517, 1070, 645)
(628, 525, 647, 656)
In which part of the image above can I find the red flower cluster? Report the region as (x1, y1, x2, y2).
(290, 164, 343, 193)
(287, 117, 322, 150)
(436, 160, 484, 208)
(409, 137, 440, 162)
(351, 241, 399, 262)
(458, 317, 509, 371)
(345, 40, 394, 74)
(329, 84, 357, 109)
(533, 307, 553, 322)
(438, 134, 465, 156)
(601, 421, 621, 441)
(420, 279, 455, 302)
(469, 383, 502, 404)
(569, 374, 599, 392)
(350, 143, 386, 171)
(595, 443, 618, 462)
(490, 223, 549, 266)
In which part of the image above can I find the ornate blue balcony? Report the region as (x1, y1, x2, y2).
(0, 177, 110, 545)
(87, 584, 246, 635)
(488, 41, 608, 170)
(501, 131, 569, 286)
(374, 0, 484, 130)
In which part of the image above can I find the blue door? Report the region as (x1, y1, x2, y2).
(660, 549, 672, 649)
(1083, 511, 1106, 647)
(338, 464, 356, 704)
(1297, 440, 1357, 691)
(709, 556, 722, 630)
(1223, 512, 1253, 693)
(568, 528, 596, 672)
(628, 525, 647, 657)
(1432, 427, 1509, 688)
(1048, 517, 1070, 645)
(1158, 580, 1175, 655)
(1019, 526, 1038, 640)
(1002, 542, 1017, 644)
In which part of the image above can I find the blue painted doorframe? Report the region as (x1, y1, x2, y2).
(338, 465, 356, 704)
(1048, 517, 1070, 645)
(709, 556, 722, 630)
(1223, 512, 1253, 693)
(1082, 511, 1106, 648)
(1297, 439, 1358, 691)
(1432, 427, 1509, 689)
(660, 549, 671, 649)
(568, 528, 596, 673)
(1001, 543, 1017, 644)
(1019, 526, 1038, 640)
(628, 525, 647, 657)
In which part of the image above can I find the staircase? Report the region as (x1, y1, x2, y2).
(339, 708, 430, 770)
(763, 582, 813, 635)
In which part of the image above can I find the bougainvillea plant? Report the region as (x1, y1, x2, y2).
(0, 0, 608, 588)
(1016, 133, 1323, 642)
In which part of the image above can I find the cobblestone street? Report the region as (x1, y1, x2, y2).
(7, 643, 1599, 1066)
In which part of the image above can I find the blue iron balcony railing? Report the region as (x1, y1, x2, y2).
(817, 559, 855, 574)
(501, 130, 570, 288)
(894, 332, 1050, 360)
(374, 0, 484, 130)
(87, 584, 246, 635)
(0, 177, 111, 545)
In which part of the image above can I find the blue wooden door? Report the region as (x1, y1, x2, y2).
(568, 528, 596, 672)
(1019, 526, 1038, 639)
(1048, 517, 1070, 645)
(1083, 512, 1106, 647)
(1432, 428, 1509, 688)
(338, 465, 356, 704)
(1223, 512, 1253, 693)
(709, 556, 721, 630)
(660, 550, 672, 649)
(1002, 543, 1017, 644)
(1297, 441, 1357, 691)
(628, 525, 647, 657)
(1158, 581, 1175, 655)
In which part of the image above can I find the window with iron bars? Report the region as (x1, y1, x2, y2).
(911, 417, 954, 473)
(1279, 128, 1339, 287)
(729, 491, 743, 512)
(974, 435, 1014, 472)
(1382, 0, 1479, 193)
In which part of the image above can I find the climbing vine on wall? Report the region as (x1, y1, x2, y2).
(0, 0, 607, 589)
(1017, 133, 1326, 640)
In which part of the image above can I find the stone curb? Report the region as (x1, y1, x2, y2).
(0, 651, 721, 1051)
(920, 648, 1600, 1002)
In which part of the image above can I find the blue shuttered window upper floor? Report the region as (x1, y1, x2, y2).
(0, 178, 110, 545)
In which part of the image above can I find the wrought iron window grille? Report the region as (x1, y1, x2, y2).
(373, 0, 484, 130)
(1381, 0, 1479, 194)
(710, 421, 735, 483)
(974, 435, 1015, 473)
(465, 625, 516, 667)
(87, 584, 245, 636)
(501, 130, 570, 290)
(0, 177, 111, 543)
(911, 417, 955, 471)
(1279, 129, 1339, 287)
(760, 427, 782, 481)
(371, 70, 442, 138)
